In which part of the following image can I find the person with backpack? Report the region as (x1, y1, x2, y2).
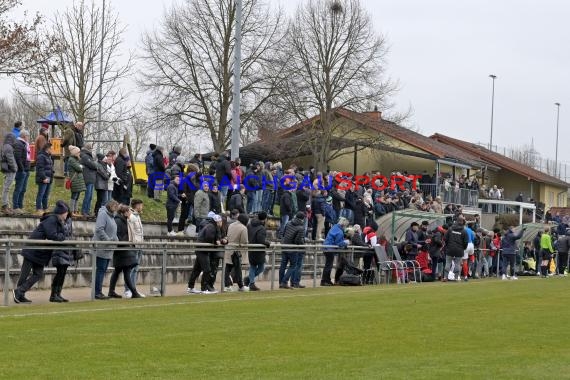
(443, 216, 469, 282)
(1, 132, 18, 215)
(12, 200, 69, 304)
(246, 211, 271, 291)
(145, 144, 156, 198)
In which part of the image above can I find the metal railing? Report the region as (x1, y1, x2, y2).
(440, 188, 479, 207)
(0, 239, 395, 307)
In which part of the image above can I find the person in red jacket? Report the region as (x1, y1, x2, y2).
(490, 229, 501, 276)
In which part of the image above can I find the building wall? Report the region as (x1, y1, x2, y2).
(540, 184, 568, 210)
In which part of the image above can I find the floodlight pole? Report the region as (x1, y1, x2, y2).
(96, 0, 106, 153)
(555, 102, 560, 178)
(488, 74, 497, 151)
(230, 0, 242, 160)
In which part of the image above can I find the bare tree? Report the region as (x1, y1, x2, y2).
(0, 93, 50, 138)
(271, 0, 396, 171)
(17, 0, 132, 141)
(0, 0, 44, 76)
(139, 0, 284, 153)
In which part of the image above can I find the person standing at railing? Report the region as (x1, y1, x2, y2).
(50, 202, 74, 303)
(125, 199, 145, 298)
(13, 200, 69, 304)
(443, 216, 468, 282)
(187, 213, 225, 294)
(34, 143, 54, 216)
(1, 132, 18, 216)
(166, 175, 184, 237)
(93, 200, 120, 300)
(246, 212, 271, 291)
(279, 211, 305, 289)
(225, 213, 249, 292)
(500, 225, 525, 281)
(321, 217, 350, 286)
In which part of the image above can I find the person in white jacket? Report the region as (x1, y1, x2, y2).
(105, 151, 117, 204)
(125, 198, 145, 298)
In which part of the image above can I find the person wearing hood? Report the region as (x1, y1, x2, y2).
(80, 143, 98, 216)
(224, 213, 249, 291)
(322, 217, 350, 286)
(557, 229, 570, 276)
(34, 142, 55, 216)
(209, 183, 222, 214)
(169, 145, 182, 164)
(94, 152, 111, 212)
(1, 131, 18, 215)
(12, 128, 31, 214)
(112, 148, 131, 205)
(279, 211, 306, 289)
(107, 205, 144, 299)
(11, 121, 22, 139)
(13, 200, 69, 304)
(151, 146, 166, 201)
(500, 225, 525, 280)
(443, 216, 469, 282)
(246, 211, 271, 291)
(67, 145, 86, 216)
(93, 200, 120, 300)
(50, 201, 74, 302)
(187, 213, 225, 294)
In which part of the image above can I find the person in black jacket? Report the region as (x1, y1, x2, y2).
(80, 144, 98, 216)
(279, 189, 293, 239)
(107, 205, 143, 298)
(12, 129, 31, 214)
(229, 185, 247, 214)
(187, 214, 225, 294)
(112, 148, 130, 205)
(209, 183, 222, 214)
(279, 211, 305, 289)
(165, 175, 183, 235)
(150, 146, 166, 201)
(177, 163, 201, 233)
(428, 225, 447, 280)
(215, 152, 232, 206)
(94, 153, 111, 212)
(246, 212, 271, 291)
(34, 143, 54, 215)
(50, 204, 74, 302)
(13, 201, 69, 304)
(443, 217, 469, 282)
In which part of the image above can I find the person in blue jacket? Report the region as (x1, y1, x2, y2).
(321, 217, 350, 286)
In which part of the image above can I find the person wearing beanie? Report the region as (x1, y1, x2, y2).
(13, 200, 69, 304)
(67, 145, 86, 216)
(322, 217, 350, 286)
(246, 211, 271, 291)
(224, 213, 249, 291)
(112, 148, 132, 205)
(50, 200, 75, 302)
(279, 210, 306, 289)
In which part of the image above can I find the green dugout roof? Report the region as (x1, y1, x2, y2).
(376, 210, 448, 243)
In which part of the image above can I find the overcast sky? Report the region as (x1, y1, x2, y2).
(3, 0, 570, 172)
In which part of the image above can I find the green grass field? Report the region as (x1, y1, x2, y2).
(2, 278, 570, 379)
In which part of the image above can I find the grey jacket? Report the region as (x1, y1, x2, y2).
(80, 148, 98, 185)
(558, 235, 570, 254)
(194, 190, 210, 219)
(93, 206, 118, 259)
(95, 160, 111, 190)
(1, 133, 17, 173)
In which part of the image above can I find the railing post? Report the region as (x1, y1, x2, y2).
(161, 247, 167, 297)
(313, 243, 318, 288)
(4, 240, 12, 306)
(270, 246, 277, 291)
(221, 246, 226, 293)
(91, 243, 97, 301)
(496, 249, 501, 279)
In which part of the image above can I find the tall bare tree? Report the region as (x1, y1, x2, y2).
(0, 94, 50, 138)
(0, 0, 43, 76)
(272, 0, 396, 171)
(139, 0, 284, 153)
(18, 0, 132, 141)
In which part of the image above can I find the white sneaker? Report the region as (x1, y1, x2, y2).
(511, 276, 518, 280)
(501, 274, 507, 281)
(224, 286, 235, 292)
(239, 286, 250, 292)
(187, 288, 202, 294)
(202, 289, 218, 294)
(124, 290, 132, 299)
(138, 292, 146, 298)
(167, 231, 177, 237)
